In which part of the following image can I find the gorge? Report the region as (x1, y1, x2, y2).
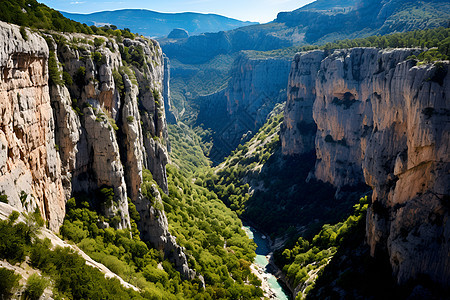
(0, 0, 449, 299)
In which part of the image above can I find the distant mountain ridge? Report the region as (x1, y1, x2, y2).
(61, 9, 258, 38)
(161, 0, 450, 64)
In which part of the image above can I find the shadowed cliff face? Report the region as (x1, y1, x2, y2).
(197, 52, 290, 163)
(281, 47, 449, 286)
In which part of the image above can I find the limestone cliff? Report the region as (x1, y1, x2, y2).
(281, 47, 449, 287)
(0, 21, 194, 278)
(197, 52, 290, 162)
(281, 50, 325, 156)
(0, 22, 65, 231)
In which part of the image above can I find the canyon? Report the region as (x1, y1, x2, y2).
(0, 4, 449, 298)
(196, 52, 290, 162)
(281, 47, 449, 288)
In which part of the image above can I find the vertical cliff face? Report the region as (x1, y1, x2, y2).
(197, 52, 290, 162)
(0, 22, 65, 231)
(281, 50, 325, 156)
(163, 55, 177, 124)
(0, 22, 195, 278)
(313, 48, 420, 188)
(362, 59, 450, 286)
(281, 47, 449, 286)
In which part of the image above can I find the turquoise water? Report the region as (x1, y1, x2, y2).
(243, 226, 290, 300)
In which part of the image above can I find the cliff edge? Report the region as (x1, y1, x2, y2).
(281, 47, 450, 287)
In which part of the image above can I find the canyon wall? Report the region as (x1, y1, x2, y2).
(0, 22, 65, 231)
(0, 21, 193, 278)
(197, 52, 290, 162)
(281, 47, 450, 286)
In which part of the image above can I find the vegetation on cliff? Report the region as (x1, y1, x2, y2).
(0, 0, 137, 39)
(56, 166, 263, 299)
(274, 196, 369, 299)
(189, 107, 360, 237)
(247, 27, 450, 62)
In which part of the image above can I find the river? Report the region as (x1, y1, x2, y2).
(243, 226, 290, 300)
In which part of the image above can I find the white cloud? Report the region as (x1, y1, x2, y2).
(70, 1, 86, 4)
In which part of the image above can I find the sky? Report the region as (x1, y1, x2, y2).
(39, 0, 315, 23)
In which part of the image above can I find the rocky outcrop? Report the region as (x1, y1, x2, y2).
(197, 52, 290, 162)
(135, 183, 196, 280)
(163, 55, 177, 124)
(281, 47, 450, 287)
(0, 21, 194, 278)
(167, 28, 189, 39)
(0, 21, 65, 231)
(312, 48, 421, 189)
(281, 50, 325, 156)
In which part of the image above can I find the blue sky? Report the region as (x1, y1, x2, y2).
(39, 0, 314, 23)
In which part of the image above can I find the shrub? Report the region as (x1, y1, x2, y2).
(75, 66, 86, 86)
(92, 51, 103, 64)
(48, 51, 62, 86)
(25, 273, 48, 300)
(0, 268, 20, 298)
(0, 194, 8, 203)
(126, 116, 134, 123)
(62, 71, 73, 86)
(19, 25, 28, 40)
(94, 37, 105, 47)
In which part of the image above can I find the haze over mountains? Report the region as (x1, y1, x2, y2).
(61, 9, 258, 38)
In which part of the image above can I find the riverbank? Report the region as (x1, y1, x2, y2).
(243, 226, 290, 300)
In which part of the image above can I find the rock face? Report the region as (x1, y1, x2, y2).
(281, 47, 450, 287)
(163, 55, 177, 124)
(167, 28, 189, 39)
(135, 183, 195, 280)
(281, 50, 325, 156)
(0, 21, 194, 277)
(197, 52, 291, 162)
(0, 22, 65, 231)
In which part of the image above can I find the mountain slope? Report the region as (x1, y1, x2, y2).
(61, 9, 258, 38)
(161, 0, 450, 64)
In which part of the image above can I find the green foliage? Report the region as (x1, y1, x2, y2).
(120, 44, 146, 70)
(25, 273, 48, 300)
(0, 0, 94, 34)
(60, 173, 262, 299)
(149, 165, 263, 298)
(19, 25, 28, 40)
(168, 123, 212, 174)
(30, 240, 141, 299)
(62, 71, 73, 86)
(74, 66, 86, 86)
(113, 69, 125, 98)
(92, 51, 103, 64)
(0, 268, 21, 298)
(0, 193, 8, 204)
(247, 27, 450, 63)
(127, 116, 135, 123)
(94, 37, 105, 47)
(274, 196, 369, 293)
(48, 51, 62, 86)
(200, 110, 284, 216)
(0, 213, 29, 262)
(170, 54, 235, 121)
(0, 211, 147, 299)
